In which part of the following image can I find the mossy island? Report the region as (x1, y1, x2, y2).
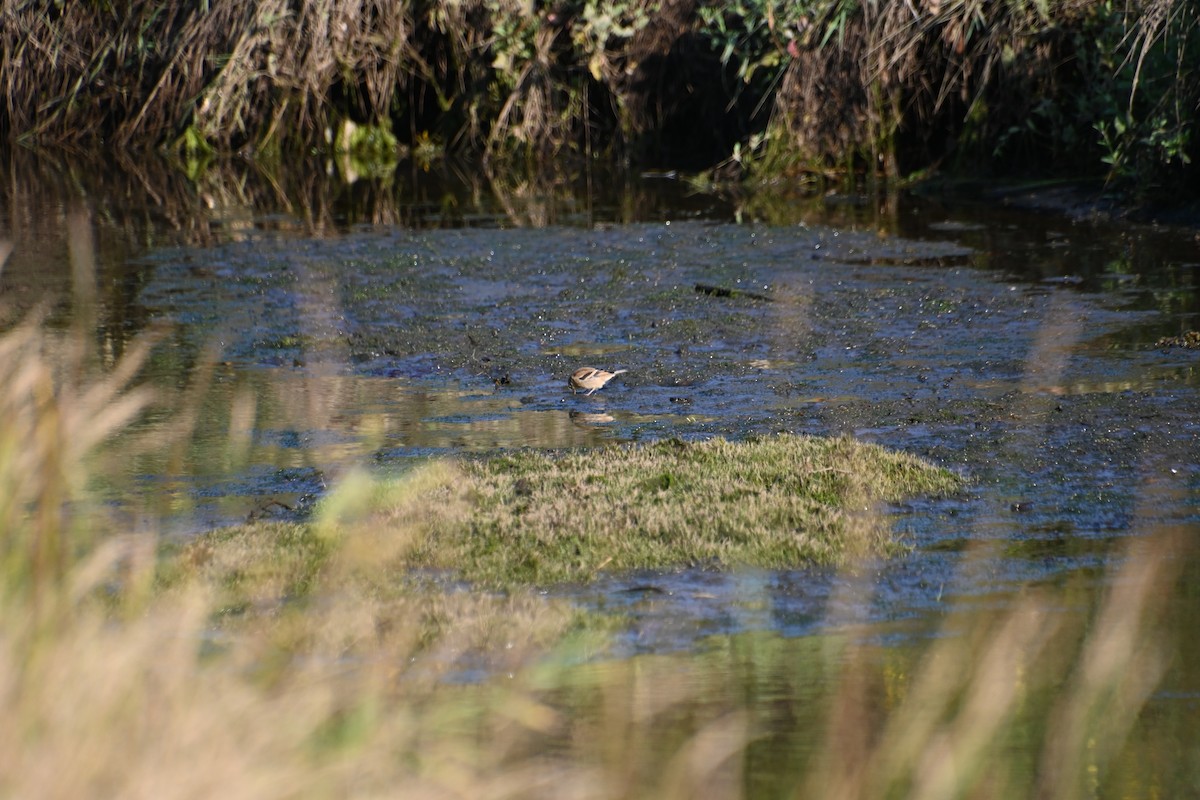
(181, 434, 961, 594)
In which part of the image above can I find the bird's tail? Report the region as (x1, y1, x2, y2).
(610, 369, 627, 376)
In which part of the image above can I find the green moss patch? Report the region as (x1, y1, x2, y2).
(178, 435, 960, 593)
(412, 434, 961, 586)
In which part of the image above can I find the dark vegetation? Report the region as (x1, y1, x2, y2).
(2, 0, 1197, 194)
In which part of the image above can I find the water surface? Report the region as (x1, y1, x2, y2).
(2, 155, 1197, 796)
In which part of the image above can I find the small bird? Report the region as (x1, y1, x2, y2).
(568, 367, 627, 396)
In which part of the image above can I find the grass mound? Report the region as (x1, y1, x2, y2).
(406, 434, 960, 586)
(174, 435, 959, 616)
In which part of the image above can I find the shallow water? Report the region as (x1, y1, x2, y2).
(2, 157, 1198, 795)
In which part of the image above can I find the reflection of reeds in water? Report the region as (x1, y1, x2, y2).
(0, 147, 705, 305)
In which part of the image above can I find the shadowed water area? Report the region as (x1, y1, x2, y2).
(3, 156, 1198, 794)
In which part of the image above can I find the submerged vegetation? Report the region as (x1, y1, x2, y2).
(2, 0, 1197, 194)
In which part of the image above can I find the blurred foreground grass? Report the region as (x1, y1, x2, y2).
(0, 310, 1192, 799)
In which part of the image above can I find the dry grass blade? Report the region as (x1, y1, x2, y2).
(1124, 0, 1197, 115)
(659, 711, 749, 800)
(1, 0, 418, 150)
(0, 316, 157, 604)
(1036, 521, 1189, 800)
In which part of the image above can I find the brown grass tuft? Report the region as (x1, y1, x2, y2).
(0, 315, 155, 608)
